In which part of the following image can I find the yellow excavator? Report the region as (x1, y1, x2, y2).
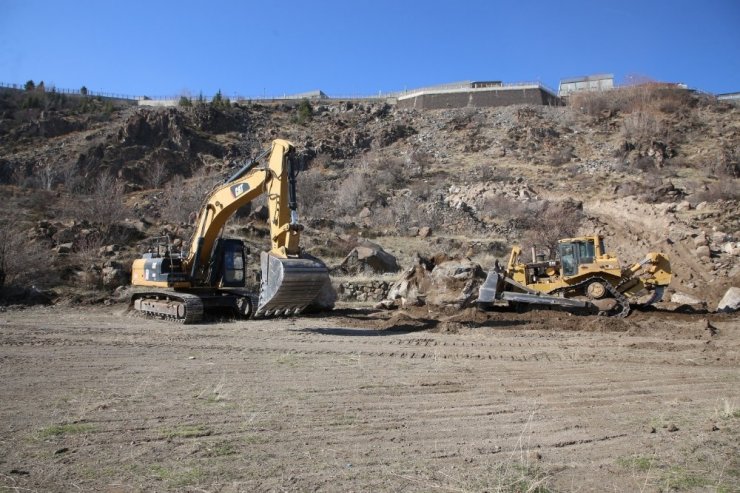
(477, 235, 671, 317)
(130, 139, 330, 323)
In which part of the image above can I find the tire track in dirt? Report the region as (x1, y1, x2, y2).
(1, 306, 738, 492)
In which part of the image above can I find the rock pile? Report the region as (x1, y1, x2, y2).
(336, 279, 391, 302)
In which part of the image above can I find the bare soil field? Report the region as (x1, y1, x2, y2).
(0, 305, 738, 492)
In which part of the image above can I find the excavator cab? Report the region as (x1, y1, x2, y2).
(205, 238, 247, 288)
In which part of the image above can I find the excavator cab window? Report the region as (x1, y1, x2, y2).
(208, 238, 246, 288)
(222, 244, 245, 286)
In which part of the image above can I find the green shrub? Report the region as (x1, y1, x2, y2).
(210, 90, 230, 110)
(295, 98, 313, 124)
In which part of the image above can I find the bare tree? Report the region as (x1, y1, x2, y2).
(58, 161, 85, 192)
(146, 161, 169, 189)
(72, 233, 105, 289)
(68, 173, 130, 242)
(161, 170, 219, 225)
(297, 168, 324, 217)
(336, 171, 372, 215)
(409, 149, 432, 178)
(522, 200, 583, 255)
(36, 160, 57, 191)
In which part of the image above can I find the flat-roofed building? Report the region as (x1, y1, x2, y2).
(558, 74, 614, 97)
(396, 81, 560, 110)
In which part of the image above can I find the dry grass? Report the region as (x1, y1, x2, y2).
(569, 83, 692, 118)
(715, 398, 739, 420)
(0, 219, 55, 290)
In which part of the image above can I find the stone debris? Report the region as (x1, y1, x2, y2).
(670, 292, 703, 305)
(717, 287, 740, 313)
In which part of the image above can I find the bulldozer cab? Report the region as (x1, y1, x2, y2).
(558, 237, 600, 277)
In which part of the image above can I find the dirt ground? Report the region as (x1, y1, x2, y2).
(0, 305, 738, 492)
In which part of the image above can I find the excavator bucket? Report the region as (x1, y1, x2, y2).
(256, 251, 330, 317)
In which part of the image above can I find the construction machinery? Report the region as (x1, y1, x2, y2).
(130, 139, 330, 323)
(477, 235, 671, 317)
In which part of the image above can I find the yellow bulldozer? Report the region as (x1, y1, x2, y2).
(477, 235, 672, 317)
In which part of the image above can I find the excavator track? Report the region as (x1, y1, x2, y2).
(130, 290, 204, 324)
(548, 276, 631, 318)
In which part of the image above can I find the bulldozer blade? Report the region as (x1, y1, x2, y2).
(477, 271, 503, 308)
(256, 251, 330, 317)
(501, 291, 590, 308)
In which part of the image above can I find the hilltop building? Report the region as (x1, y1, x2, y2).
(557, 74, 614, 97)
(395, 80, 560, 110)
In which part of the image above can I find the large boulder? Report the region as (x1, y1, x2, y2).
(380, 254, 486, 310)
(384, 262, 433, 308)
(717, 287, 740, 313)
(426, 258, 486, 309)
(100, 260, 127, 288)
(695, 246, 711, 259)
(102, 266, 126, 288)
(338, 241, 400, 275)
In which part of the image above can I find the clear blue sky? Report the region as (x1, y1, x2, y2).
(1, 0, 738, 98)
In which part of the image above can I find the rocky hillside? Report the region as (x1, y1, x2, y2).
(0, 85, 738, 307)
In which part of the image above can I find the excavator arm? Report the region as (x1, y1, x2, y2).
(184, 139, 329, 317)
(184, 139, 302, 281)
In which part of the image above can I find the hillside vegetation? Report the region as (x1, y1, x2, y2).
(0, 84, 738, 306)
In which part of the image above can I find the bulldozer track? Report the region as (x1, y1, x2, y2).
(548, 276, 631, 318)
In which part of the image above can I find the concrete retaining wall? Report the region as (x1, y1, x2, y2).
(397, 86, 561, 110)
